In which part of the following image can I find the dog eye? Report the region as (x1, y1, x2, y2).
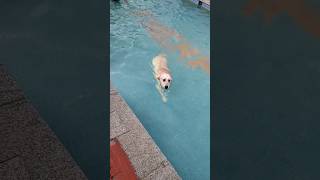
(168, 80, 171, 82)
(163, 79, 166, 82)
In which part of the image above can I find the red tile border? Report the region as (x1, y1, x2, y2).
(110, 139, 137, 180)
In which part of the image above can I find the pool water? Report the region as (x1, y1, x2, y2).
(110, 0, 210, 179)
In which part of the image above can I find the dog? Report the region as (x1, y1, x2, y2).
(152, 54, 172, 102)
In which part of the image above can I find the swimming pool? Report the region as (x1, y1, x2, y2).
(110, 0, 210, 179)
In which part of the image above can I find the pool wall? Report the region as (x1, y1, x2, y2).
(110, 85, 181, 179)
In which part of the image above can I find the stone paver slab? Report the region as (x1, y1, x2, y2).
(143, 163, 181, 180)
(110, 111, 128, 139)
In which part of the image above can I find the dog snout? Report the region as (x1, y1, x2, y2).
(165, 86, 168, 89)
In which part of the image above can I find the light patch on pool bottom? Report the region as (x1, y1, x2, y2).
(188, 56, 210, 74)
(141, 18, 180, 49)
(175, 42, 199, 59)
(132, 9, 210, 75)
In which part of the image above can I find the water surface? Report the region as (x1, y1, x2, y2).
(111, 0, 210, 179)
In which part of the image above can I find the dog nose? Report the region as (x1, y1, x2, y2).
(165, 86, 168, 89)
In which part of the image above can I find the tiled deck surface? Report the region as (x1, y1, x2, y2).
(110, 86, 181, 180)
(0, 65, 87, 179)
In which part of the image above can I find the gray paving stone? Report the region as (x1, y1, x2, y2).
(112, 93, 140, 130)
(117, 128, 166, 178)
(0, 156, 30, 180)
(110, 93, 121, 113)
(110, 111, 128, 139)
(142, 163, 181, 180)
(0, 114, 21, 162)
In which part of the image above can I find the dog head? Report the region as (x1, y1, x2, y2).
(157, 73, 172, 90)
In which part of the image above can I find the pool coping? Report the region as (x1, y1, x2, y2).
(110, 85, 181, 179)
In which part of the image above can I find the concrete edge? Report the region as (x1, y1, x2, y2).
(110, 85, 181, 179)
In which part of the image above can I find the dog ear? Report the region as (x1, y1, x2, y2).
(156, 75, 160, 80)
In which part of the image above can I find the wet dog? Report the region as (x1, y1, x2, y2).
(152, 54, 172, 102)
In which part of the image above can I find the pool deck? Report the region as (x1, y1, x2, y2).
(0, 65, 87, 179)
(110, 85, 181, 179)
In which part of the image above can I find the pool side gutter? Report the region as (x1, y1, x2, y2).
(110, 85, 181, 179)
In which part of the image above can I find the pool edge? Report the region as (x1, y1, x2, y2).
(110, 85, 181, 179)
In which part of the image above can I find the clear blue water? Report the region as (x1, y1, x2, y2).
(110, 0, 210, 179)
